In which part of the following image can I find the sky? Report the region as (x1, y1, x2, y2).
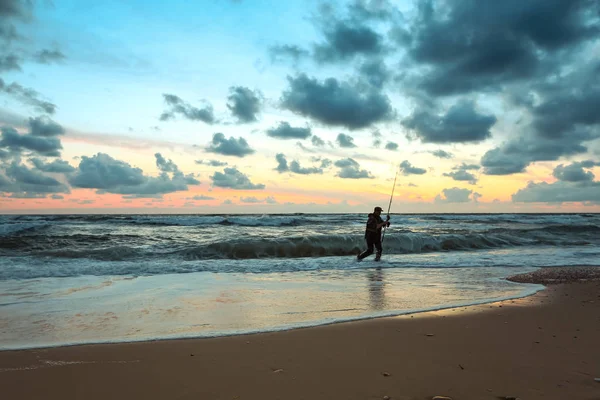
(0, 0, 599, 214)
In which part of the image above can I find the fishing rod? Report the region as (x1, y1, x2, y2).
(381, 166, 399, 243)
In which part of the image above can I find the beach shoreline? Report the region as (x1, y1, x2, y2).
(1, 267, 599, 400)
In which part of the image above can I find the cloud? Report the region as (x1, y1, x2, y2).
(275, 153, 323, 175)
(314, 20, 385, 63)
(266, 122, 311, 139)
(481, 131, 590, 175)
(443, 163, 480, 185)
(155, 153, 179, 174)
(334, 158, 373, 179)
(402, 101, 496, 143)
(431, 150, 453, 159)
(240, 196, 262, 203)
(191, 194, 215, 201)
(227, 86, 261, 123)
(195, 159, 228, 167)
(435, 187, 474, 203)
(34, 49, 66, 64)
(240, 196, 277, 204)
(553, 160, 599, 182)
(0, 161, 70, 198)
(371, 129, 382, 147)
(400, 0, 600, 96)
(30, 158, 75, 173)
(0, 79, 56, 114)
(346, 0, 398, 22)
(281, 74, 393, 130)
(68, 153, 198, 197)
(28, 116, 65, 137)
(311, 135, 325, 146)
(399, 160, 426, 175)
(210, 167, 265, 190)
(0, 126, 62, 157)
(269, 44, 309, 63)
(358, 59, 390, 89)
(336, 133, 356, 148)
(0, 54, 21, 72)
(0, 0, 32, 19)
(160, 94, 215, 124)
(385, 142, 398, 151)
(482, 60, 600, 175)
(512, 180, 600, 203)
(275, 153, 288, 173)
(205, 133, 255, 157)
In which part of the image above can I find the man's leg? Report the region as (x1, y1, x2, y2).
(374, 236, 383, 261)
(357, 235, 375, 260)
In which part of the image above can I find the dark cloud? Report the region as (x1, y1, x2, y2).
(334, 158, 373, 179)
(33, 49, 66, 64)
(481, 132, 590, 175)
(269, 44, 309, 63)
(552, 160, 599, 182)
(227, 86, 261, 123)
(401, 0, 600, 96)
(69, 153, 198, 197)
(0, 79, 56, 114)
(275, 153, 323, 175)
(0, 53, 21, 71)
(399, 160, 426, 175)
(443, 163, 480, 185)
(314, 20, 385, 63)
(431, 150, 453, 159)
(435, 187, 474, 203)
(210, 167, 265, 190)
(28, 116, 65, 136)
(206, 133, 255, 157)
(195, 159, 228, 167)
(30, 158, 75, 173)
(266, 122, 311, 140)
(275, 153, 288, 173)
(336, 133, 356, 148)
(155, 153, 179, 174)
(531, 84, 600, 140)
(512, 180, 600, 203)
(358, 59, 390, 89)
(482, 60, 600, 175)
(0, 0, 32, 19)
(0, 161, 70, 197)
(347, 0, 397, 22)
(402, 101, 496, 143)
(385, 142, 398, 151)
(0, 126, 62, 156)
(160, 94, 215, 124)
(281, 74, 393, 130)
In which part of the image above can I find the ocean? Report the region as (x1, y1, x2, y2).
(1, 213, 599, 350)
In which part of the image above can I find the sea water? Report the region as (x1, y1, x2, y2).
(1, 213, 598, 349)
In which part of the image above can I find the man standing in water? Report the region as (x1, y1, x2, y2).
(357, 206, 390, 261)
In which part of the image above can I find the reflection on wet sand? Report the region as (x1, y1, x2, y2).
(367, 267, 386, 310)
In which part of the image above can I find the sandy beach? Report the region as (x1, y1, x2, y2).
(1, 268, 599, 400)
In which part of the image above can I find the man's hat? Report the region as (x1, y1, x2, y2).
(374, 206, 383, 212)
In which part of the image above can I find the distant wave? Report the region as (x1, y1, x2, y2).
(2, 224, 597, 261)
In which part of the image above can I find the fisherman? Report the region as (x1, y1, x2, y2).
(357, 206, 390, 261)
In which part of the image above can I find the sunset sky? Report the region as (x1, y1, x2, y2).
(1, 0, 599, 213)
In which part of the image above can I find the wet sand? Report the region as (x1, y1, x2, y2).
(1, 267, 599, 400)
